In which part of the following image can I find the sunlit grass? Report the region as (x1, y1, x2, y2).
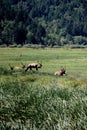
(0, 47, 87, 87)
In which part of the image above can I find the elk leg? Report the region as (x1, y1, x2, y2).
(30, 66, 32, 70)
(36, 66, 38, 70)
(25, 66, 30, 71)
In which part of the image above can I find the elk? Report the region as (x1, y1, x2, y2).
(54, 68, 66, 76)
(9, 63, 26, 70)
(25, 63, 42, 71)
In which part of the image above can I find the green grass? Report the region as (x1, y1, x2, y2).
(0, 48, 87, 87)
(0, 48, 87, 129)
(0, 81, 87, 130)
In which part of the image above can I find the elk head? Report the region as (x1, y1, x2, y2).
(9, 64, 14, 70)
(60, 68, 66, 75)
(38, 63, 42, 68)
(21, 63, 26, 69)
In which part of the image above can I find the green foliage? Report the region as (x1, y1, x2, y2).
(74, 36, 87, 45)
(0, 0, 87, 46)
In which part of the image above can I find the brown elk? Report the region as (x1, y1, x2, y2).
(9, 63, 26, 70)
(54, 68, 66, 76)
(25, 63, 42, 71)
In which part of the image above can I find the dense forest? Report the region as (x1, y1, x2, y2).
(0, 0, 87, 47)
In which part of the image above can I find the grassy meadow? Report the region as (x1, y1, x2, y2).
(0, 48, 87, 130)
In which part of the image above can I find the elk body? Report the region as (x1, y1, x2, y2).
(54, 68, 66, 76)
(9, 64, 26, 70)
(25, 63, 42, 71)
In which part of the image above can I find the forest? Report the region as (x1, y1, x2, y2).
(0, 0, 87, 47)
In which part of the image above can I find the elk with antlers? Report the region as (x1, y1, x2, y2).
(25, 63, 42, 71)
(9, 63, 26, 70)
(54, 68, 66, 76)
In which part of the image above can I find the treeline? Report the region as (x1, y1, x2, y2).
(0, 0, 87, 47)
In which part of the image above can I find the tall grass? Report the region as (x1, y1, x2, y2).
(0, 79, 87, 130)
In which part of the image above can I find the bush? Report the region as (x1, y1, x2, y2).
(9, 43, 17, 48)
(73, 36, 87, 45)
(0, 44, 7, 47)
(23, 44, 45, 48)
(70, 44, 85, 49)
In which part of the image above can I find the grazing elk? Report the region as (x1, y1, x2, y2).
(54, 68, 66, 76)
(25, 63, 42, 71)
(9, 63, 26, 70)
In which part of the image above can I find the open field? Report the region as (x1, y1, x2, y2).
(0, 48, 87, 87)
(0, 48, 87, 129)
